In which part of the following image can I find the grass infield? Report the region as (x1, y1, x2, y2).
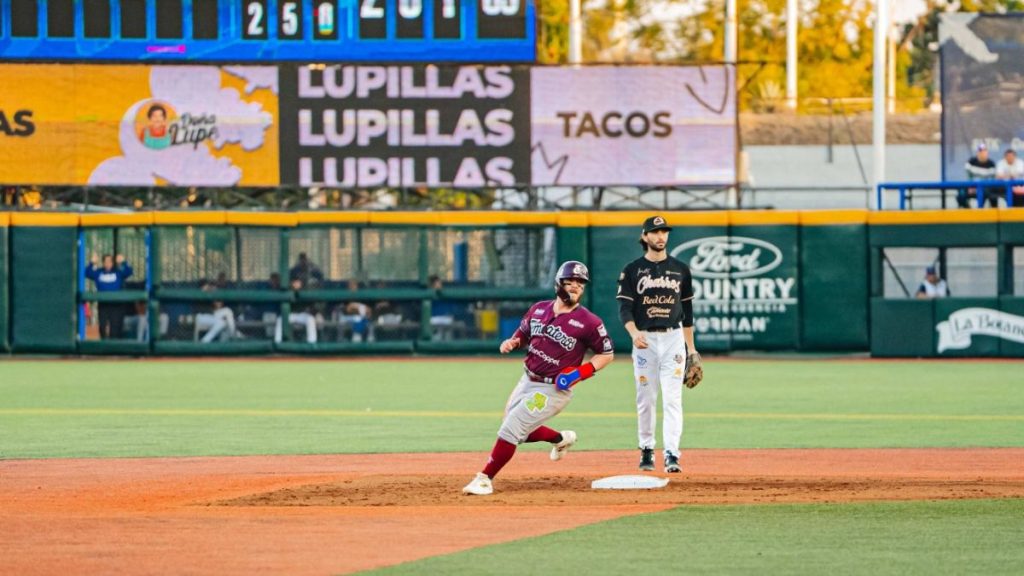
(0, 358, 1021, 458)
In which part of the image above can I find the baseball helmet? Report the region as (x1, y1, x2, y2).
(555, 260, 589, 304)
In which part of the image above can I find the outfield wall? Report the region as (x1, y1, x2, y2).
(0, 209, 1022, 357)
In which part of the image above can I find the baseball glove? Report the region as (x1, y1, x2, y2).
(683, 352, 704, 389)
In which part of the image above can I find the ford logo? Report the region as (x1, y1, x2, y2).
(670, 236, 783, 279)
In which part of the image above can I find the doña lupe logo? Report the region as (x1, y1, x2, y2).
(136, 100, 218, 151)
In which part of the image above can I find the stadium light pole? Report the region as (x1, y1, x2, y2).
(569, 0, 582, 64)
(725, 0, 737, 62)
(786, 0, 798, 109)
(872, 0, 888, 209)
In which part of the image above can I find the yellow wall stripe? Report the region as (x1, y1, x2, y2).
(998, 208, 1024, 222)
(10, 212, 80, 227)
(6, 209, 1023, 228)
(297, 212, 370, 225)
(433, 211, 559, 226)
(800, 210, 868, 226)
(557, 212, 590, 227)
(730, 210, 801, 226)
(869, 209, 1000, 225)
(226, 212, 298, 227)
(79, 213, 155, 227)
(152, 211, 228, 225)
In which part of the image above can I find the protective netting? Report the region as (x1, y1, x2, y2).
(156, 226, 280, 286)
(426, 227, 556, 288)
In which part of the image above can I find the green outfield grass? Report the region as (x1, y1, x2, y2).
(370, 499, 1024, 576)
(0, 358, 1022, 458)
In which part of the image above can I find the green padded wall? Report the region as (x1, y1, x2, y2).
(998, 297, 1024, 358)
(0, 224, 8, 352)
(11, 226, 77, 353)
(870, 298, 935, 357)
(800, 225, 869, 349)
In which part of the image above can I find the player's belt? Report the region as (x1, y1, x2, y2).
(646, 326, 678, 333)
(524, 369, 556, 384)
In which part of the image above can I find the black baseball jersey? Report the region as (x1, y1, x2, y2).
(617, 256, 694, 331)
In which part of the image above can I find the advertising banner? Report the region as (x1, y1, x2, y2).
(941, 13, 1024, 179)
(0, 64, 279, 186)
(278, 64, 531, 188)
(670, 226, 799, 349)
(531, 65, 736, 186)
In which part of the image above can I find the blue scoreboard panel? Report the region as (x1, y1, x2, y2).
(0, 0, 535, 61)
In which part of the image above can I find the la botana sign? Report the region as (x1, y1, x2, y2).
(671, 235, 797, 341)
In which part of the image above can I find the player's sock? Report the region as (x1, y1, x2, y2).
(525, 426, 561, 444)
(482, 438, 517, 478)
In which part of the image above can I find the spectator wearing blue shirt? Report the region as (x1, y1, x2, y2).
(85, 253, 134, 339)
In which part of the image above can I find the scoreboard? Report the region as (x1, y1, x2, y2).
(0, 0, 536, 61)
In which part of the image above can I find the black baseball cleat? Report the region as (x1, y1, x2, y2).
(639, 448, 655, 471)
(665, 453, 682, 473)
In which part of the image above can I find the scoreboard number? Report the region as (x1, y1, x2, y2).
(243, 0, 268, 40)
(434, 0, 460, 39)
(313, 0, 338, 40)
(477, 0, 525, 38)
(278, 0, 303, 39)
(359, 0, 387, 39)
(396, 0, 423, 39)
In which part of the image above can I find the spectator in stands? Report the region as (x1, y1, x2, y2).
(289, 253, 324, 287)
(195, 282, 238, 343)
(916, 266, 950, 299)
(335, 279, 372, 342)
(274, 278, 319, 344)
(962, 143, 998, 208)
(85, 253, 134, 339)
(996, 148, 1024, 207)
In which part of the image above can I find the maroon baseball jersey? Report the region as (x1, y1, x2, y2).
(513, 300, 613, 379)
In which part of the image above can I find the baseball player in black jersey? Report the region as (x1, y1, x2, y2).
(616, 215, 699, 473)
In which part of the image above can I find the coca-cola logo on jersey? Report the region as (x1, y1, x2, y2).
(671, 236, 783, 279)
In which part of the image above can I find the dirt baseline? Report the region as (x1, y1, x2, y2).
(3, 449, 1023, 576)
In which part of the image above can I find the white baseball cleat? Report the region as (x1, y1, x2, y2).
(550, 430, 577, 461)
(462, 472, 494, 496)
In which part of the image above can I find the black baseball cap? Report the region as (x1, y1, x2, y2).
(642, 215, 672, 233)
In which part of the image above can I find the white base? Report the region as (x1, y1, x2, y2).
(591, 475, 670, 490)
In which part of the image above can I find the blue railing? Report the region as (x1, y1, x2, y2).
(876, 180, 1024, 210)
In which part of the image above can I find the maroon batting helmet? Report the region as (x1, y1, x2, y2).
(555, 260, 589, 304)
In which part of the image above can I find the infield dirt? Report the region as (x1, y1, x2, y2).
(3, 448, 1023, 575)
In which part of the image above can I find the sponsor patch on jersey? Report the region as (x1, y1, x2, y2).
(603, 339, 613, 351)
(533, 308, 545, 315)
(674, 354, 683, 364)
(636, 356, 648, 368)
(597, 324, 608, 337)
(638, 376, 648, 387)
(568, 319, 585, 329)
(525, 392, 548, 414)
(674, 368, 683, 378)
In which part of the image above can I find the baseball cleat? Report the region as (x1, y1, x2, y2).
(462, 472, 493, 496)
(639, 448, 655, 471)
(550, 430, 578, 461)
(665, 453, 681, 473)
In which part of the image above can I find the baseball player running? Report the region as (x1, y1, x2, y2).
(463, 261, 615, 496)
(617, 215, 702, 473)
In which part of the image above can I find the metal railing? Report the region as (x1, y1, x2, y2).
(876, 180, 1024, 210)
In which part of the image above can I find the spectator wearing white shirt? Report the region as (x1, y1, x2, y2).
(996, 148, 1024, 207)
(916, 266, 950, 299)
